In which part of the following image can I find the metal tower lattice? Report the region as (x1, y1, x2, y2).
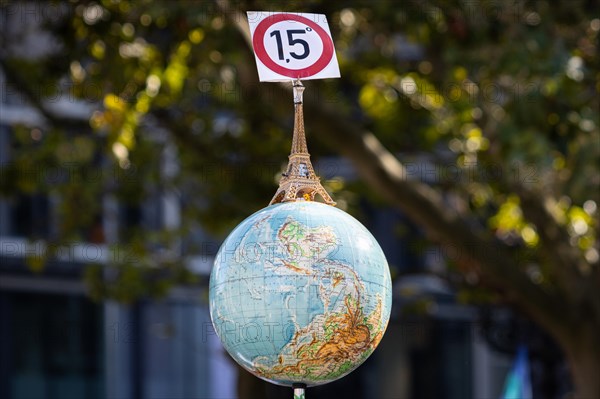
(269, 80, 335, 206)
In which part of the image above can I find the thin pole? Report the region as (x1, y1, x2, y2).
(293, 383, 306, 399)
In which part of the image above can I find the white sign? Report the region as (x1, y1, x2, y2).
(247, 12, 341, 82)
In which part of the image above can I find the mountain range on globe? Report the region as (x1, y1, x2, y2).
(210, 201, 392, 386)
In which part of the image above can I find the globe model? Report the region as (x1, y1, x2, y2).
(209, 201, 392, 387)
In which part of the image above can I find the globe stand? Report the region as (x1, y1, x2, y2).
(293, 383, 306, 399)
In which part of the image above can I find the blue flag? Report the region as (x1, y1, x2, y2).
(501, 345, 532, 399)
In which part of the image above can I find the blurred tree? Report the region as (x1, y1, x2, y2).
(0, 0, 598, 397)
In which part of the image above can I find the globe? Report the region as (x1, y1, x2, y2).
(209, 201, 392, 387)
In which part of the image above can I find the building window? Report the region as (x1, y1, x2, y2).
(0, 291, 105, 399)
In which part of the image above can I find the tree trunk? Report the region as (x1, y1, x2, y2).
(554, 322, 600, 399)
(571, 358, 600, 399)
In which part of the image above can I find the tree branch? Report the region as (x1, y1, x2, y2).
(479, 88, 599, 320)
(517, 187, 600, 321)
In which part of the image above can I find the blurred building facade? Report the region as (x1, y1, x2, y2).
(0, 3, 538, 399)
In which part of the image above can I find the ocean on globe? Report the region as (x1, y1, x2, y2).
(209, 201, 392, 387)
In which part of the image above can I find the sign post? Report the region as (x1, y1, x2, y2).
(211, 12, 392, 397)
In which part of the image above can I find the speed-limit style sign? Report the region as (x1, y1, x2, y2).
(247, 12, 341, 82)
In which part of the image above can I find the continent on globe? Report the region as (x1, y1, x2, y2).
(210, 201, 392, 386)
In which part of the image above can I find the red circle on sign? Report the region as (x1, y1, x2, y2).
(252, 14, 334, 79)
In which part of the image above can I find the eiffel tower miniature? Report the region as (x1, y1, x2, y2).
(269, 80, 336, 206)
